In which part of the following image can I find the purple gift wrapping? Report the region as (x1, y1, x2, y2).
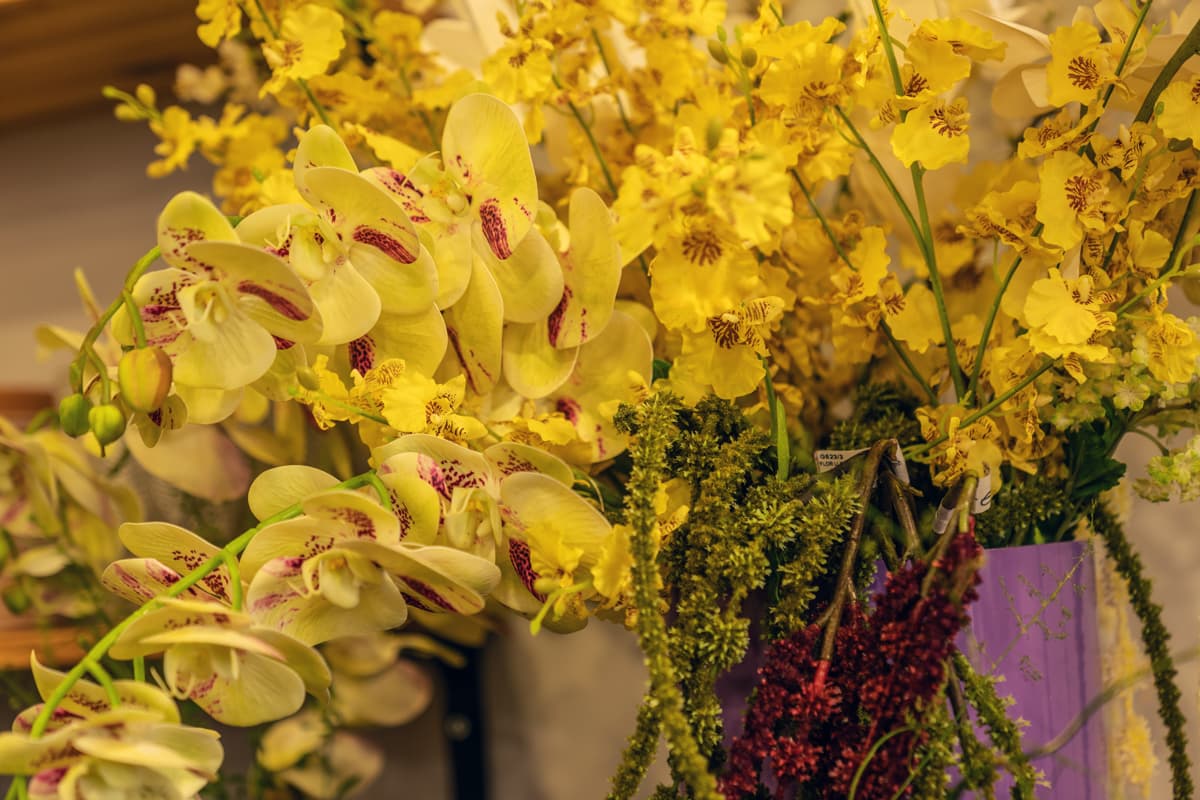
(717, 540, 1105, 797)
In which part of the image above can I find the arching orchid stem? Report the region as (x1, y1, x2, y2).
(221, 551, 243, 611)
(86, 661, 121, 708)
(25, 472, 377, 739)
(121, 290, 147, 349)
(364, 472, 394, 513)
(70, 245, 160, 394)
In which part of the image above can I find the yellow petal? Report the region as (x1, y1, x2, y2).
(549, 188, 621, 349)
(502, 319, 578, 399)
(442, 94, 538, 259)
(443, 256, 504, 394)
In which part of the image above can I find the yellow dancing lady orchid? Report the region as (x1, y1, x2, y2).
(0, 658, 222, 800)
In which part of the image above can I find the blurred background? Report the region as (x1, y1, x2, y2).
(0, 1, 1196, 798)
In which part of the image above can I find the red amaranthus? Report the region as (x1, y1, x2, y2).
(722, 530, 983, 799)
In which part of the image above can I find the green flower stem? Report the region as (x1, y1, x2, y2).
(920, 474, 975, 598)
(70, 246, 161, 395)
(761, 357, 790, 480)
(847, 725, 916, 800)
(133, 655, 145, 683)
(1134, 15, 1200, 125)
(864, 0, 964, 398)
(221, 551, 244, 611)
(624, 396, 720, 799)
(121, 291, 147, 349)
(885, 473, 922, 559)
(395, 66, 439, 149)
(832, 109, 927, 259)
(557, 81, 619, 197)
(1091, 502, 1194, 800)
(1026, 643, 1200, 760)
(589, 28, 635, 136)
(556, 78, 652, 277)
(251, 0, 335, 129)
(86, 662, 120, 708)
(953, 653, 1037, 798)
(25, 472, 377, 740)
(364, 472, 394, 512)
(1161, 189, 1199, 280)
(791, 169, 937, 402)
(607, 696, 663, 800)
(968, 5, 1154, 402)
(910, 166, 966, 398)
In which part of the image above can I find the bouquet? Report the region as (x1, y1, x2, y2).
(2, 0, 1200, 797)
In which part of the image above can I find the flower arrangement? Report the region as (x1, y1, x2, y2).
(3, 0, 1200, 797)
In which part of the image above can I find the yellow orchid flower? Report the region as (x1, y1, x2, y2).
(0, 659, 221, 800)
(110, 597, 331, 726)
(493, 470, 613, 632)
(115, 192, 323, 410)
(241, 466, 500, 642)
(259, 710, 384, 800)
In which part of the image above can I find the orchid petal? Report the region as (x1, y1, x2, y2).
(185, 241, 321, 344)
(293, 125, 358, 204)
(502, 319, 578, 399)
(443, 94, 537, 259)
(300, 488, 400, 544)
(126, 423, 251, 503)
(157, 192, 237, 272)
(248, 465, 340, 521)
(116, 522, 231, 602)
(500, 472, 611, 553)
(246, 559, 408, 645)
(375, 434, 498, 499)
(549, 188, 621, 348)
(482, 227, 563, 323)
(443, 255, 503, 394)
(175, 384, 243, 425)
(174, 283, 276, 390)
(340, 304, 447, 377)
(340, 540, 499, 615)
(484, 442, 574, 486)
(375, 453, 442, 544)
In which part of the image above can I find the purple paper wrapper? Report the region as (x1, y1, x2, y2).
(717, 540, 1105, 798)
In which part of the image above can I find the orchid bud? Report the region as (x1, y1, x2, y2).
(707, 39, 729, 64)
(118, 347, 173, 413)
(741, 47, 758, 68)
(296, 366, 322, 391)
(88, 403, 127, 447)
(58, 393, 93, 437)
